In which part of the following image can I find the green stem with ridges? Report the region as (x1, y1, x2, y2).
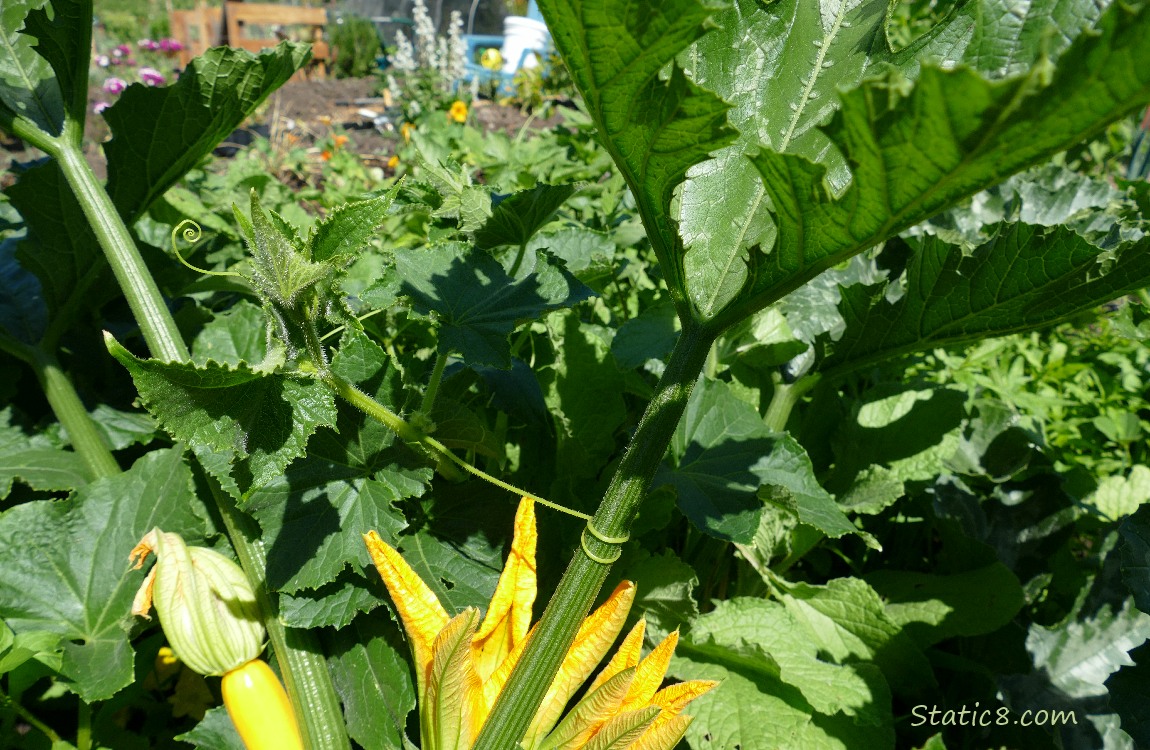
(207, 479, 350, 750)
(419, 352, 449, 414)
(0, 689, 61, 743)
(762, 373, 820, 433)
(42, 120, 346, 750)
(50, 140, 188, 363)
(31, 346, 120, 479)
(473, 318, 717, 750)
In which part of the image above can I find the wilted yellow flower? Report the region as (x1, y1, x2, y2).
(448, 100, 468, 124)
(400, 122, 415, 143)
(364, 498, 716, 750)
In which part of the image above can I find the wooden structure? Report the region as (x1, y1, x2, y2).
(169, 4, 223, 67)
(169, 2, 329, 76)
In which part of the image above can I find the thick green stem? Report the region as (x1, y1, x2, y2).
(762, 373, 820, 433)
(49, 131, 345, 748)
(473, 319, 717, 750)
(208, 480, 351, 750)
(419, 352, 449, 414)
(51, 142, 189, 363)
(0, 689, 61, 743)
(30, 346, 120, 479)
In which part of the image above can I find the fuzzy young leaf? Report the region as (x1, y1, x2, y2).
(106, 333, 337, 495)
(310, 188, 400, 263)
(473, 183, 578, 250)
(240, 191, 331, 309)
(537, 0, 735, 315)
(815, 226, 1150, 378)
(0, 448, 201, 701)
(397, 242, 592, 368)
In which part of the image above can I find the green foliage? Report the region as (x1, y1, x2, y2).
(329, 16, 382, 79)
(2, 0, 1150, 748)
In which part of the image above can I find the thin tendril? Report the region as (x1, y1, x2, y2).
(320, 309, 384, 341)
(171, 220, 242, 278)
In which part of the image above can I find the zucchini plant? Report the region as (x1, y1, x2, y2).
(1, 0, 1150, 748)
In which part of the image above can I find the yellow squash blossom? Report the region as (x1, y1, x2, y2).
(448, 100, 468, 124)
(364, 498, 716, 750)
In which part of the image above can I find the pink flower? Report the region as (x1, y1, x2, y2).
(114, 43, 131, 57)
(159, 37, 184, 52)
(103, 77, 127, 94)
(137, 38, 161, 51)
(93, 101, 111, 114)
(95, 54, 110, 67)
(138, 67, 166, 86)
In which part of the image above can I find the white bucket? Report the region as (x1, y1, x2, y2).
(501, 16, 548, 73)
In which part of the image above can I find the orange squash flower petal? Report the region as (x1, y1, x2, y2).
(521, 581, 636, 747)
(363, 531, 449, 693)
(425, 608, 483, 750)
(619, 630, 679, 713)
(629, 713, 694, 750)
(587, 617, 645, 694)
(472, 498, 537, 682)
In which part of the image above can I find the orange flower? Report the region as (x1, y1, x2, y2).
(333, 134, 349, 148)
(321, 149, 332, 161)
(364, 498, 715, 750)
(448, 100, 468, 124)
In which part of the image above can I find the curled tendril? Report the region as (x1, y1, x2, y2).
(171, 219, 242, 278)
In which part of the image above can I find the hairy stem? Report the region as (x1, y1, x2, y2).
(473, 318, 717, 750)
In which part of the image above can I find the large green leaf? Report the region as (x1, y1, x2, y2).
(865, 563, 1025, 647)
(175, 706, 244, 750)
(0, 406, 91, 498)
(537, 0, 735, 314)
(397, 242, 592, 368)
(713, 2, 1150, 328)
(103, 43, 310, 221)
(19, 0, 88, 124)
(7, 161, 110, 321)
(814, 226, 1150, 378)
(106, 334, 338, 494)
(473, 183, 578, 250)
(327, 614, 417, 750)
(1106, 642, 1150, 747)
(0, 448, 201, 701)
(672, 597, 894, 749)
(245, 462, 420, 593)
(541, 311, 627, 501)
(661, 379, 858, 543)
(0, 0, 62, 136)
(1120, 505, 1150, 615)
